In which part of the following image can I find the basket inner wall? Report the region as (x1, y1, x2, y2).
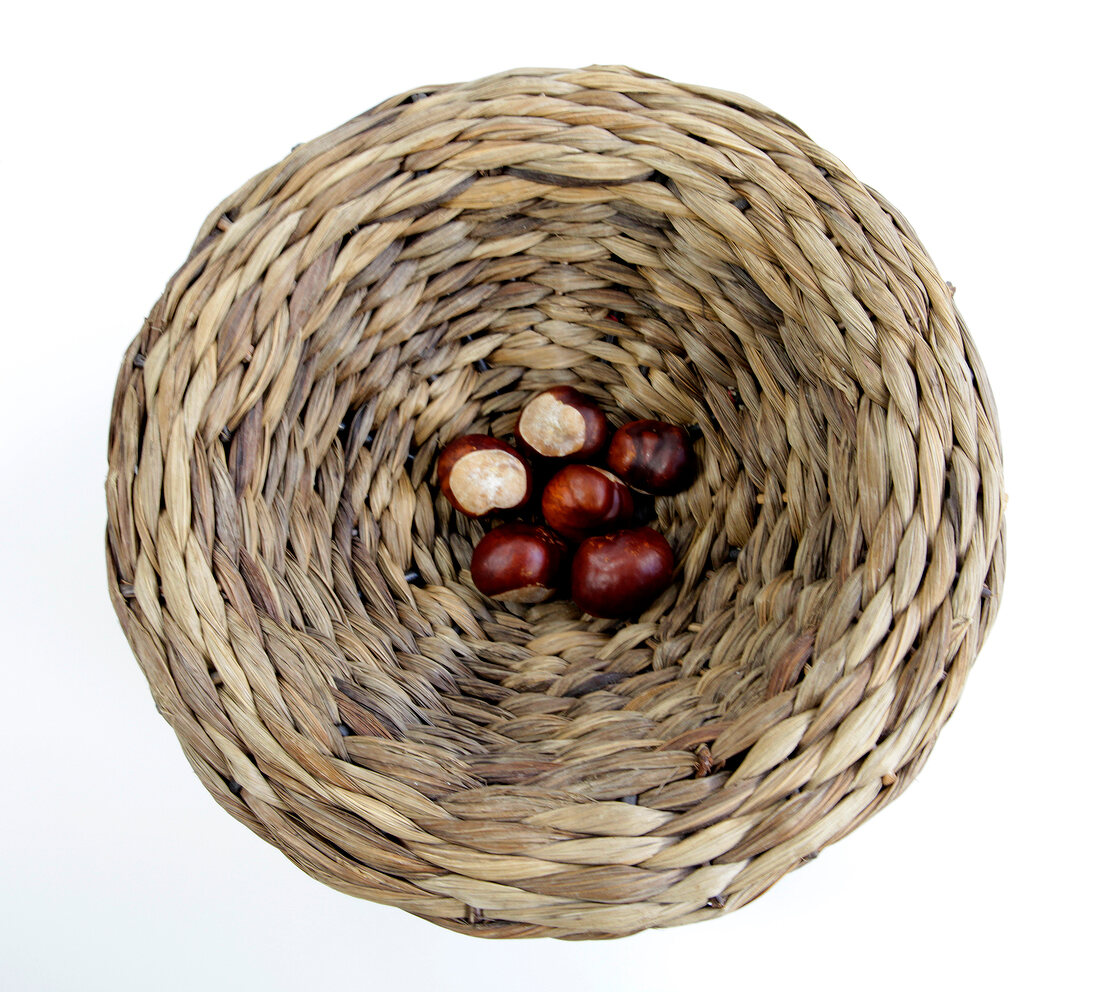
(208, 181, 897, 795)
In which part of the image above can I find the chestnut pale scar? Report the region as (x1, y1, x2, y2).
(519, 393, 587, 457)
(448, 450, 528, 515)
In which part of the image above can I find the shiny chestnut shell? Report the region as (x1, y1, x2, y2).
(570, 526, 675, 618)
(471, 524, 569, 603)
(607, 420, 696, 495)
(541, 465, 633, 542)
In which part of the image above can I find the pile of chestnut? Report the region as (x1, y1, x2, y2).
(436, 386, 696, 619)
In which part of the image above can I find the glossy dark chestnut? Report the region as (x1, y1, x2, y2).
(570, 526, 675, 618)
(471, 524, 569, 603)
(541, 465, 634, 542)
(607, 420, 696, 495)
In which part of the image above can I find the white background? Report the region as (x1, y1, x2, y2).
(2, 2, 1096, 989)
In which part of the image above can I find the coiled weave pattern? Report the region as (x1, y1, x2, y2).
(106, 66, 1006, 939)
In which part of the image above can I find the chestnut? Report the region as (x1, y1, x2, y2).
(437, 434, 533, 517)
(541, 464, 634, 542)
(607, 420, 697, 495)
(570, 526, 675, 619)
(516, 386, 608, 461)
(471, 523, 569, 603)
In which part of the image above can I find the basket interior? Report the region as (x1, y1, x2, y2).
(210, 178, 921, 799)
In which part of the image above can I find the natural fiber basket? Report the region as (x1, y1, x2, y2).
(106, 65, 1006, 939)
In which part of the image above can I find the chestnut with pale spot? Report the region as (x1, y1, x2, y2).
(571, 526, 675, 618)
(541, 464, 634, 542)
(607, 420, 697, 495)
(437, 435, 533, 518)
(516, 386, 608, 461)
(471, 524, 569, 603)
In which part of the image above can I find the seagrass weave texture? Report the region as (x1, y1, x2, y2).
(106, 66, 1006, 939)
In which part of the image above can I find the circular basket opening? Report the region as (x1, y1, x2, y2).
(106, 65, 1006, 939)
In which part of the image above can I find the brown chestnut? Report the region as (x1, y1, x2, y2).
(570, 526, 675, 619)
(516, 386, 608, 461)
(541, 465, 634, 542)
(471, 523, 569, 603)
(607, 420, 696, 495)
(437, 435, 533, 517)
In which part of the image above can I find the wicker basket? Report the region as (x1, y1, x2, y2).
(105, 65, 1006, 939)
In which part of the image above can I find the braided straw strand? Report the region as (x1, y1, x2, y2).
(105, 65, 1005, 939)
